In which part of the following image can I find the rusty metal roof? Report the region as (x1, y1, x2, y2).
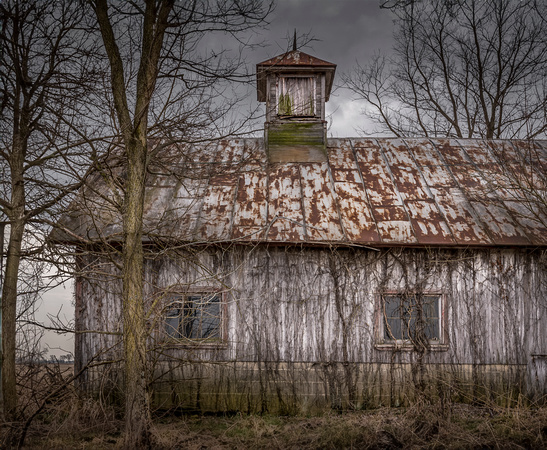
(56, 138, 547, 247)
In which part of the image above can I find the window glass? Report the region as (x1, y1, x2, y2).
(165, 293, 221, 340)
(383, 295, 440, 342)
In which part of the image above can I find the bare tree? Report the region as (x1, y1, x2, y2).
(86, 1, 272, 446)
(344, 0, 547, 139)
(0, 0, 94, 424)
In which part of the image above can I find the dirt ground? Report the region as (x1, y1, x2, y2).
(19, 402, 547, 449)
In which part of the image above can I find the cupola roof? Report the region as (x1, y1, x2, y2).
(256, 50, 336, 101)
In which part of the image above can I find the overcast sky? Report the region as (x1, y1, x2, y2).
(39, 0, 396, 357)
(251, 0, 396, 136)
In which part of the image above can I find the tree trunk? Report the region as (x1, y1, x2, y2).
(2, 139, 26, 421)
(93, 2, 174, 445)
(121, 136, 151, 448)
(91, 1, 269, 445)
(2, 221, 24, 422)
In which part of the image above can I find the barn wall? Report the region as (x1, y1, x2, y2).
(76, 246, 547, 410)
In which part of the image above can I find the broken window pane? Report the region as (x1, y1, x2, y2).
(383, 294, 440, 342)
(165, 293, 222, 340)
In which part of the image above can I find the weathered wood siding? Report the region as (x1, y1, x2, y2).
(76, 246, 547, 410)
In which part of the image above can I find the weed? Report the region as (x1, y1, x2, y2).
(16, 399, 547, 449)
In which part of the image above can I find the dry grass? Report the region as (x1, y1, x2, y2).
(6, 364, 546, 448)
(18, 401, 547, 449)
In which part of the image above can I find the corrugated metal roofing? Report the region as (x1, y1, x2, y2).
(56, 138, 547, 247)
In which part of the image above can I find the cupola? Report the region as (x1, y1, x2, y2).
(256, 44, 336, 163)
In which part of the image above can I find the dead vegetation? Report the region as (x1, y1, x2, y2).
(15, 398, 547, 449)
(4, 362, 547, 449)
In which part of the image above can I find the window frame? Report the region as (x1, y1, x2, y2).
(161, 287, 227, 348)
(375, 292, 448, 351)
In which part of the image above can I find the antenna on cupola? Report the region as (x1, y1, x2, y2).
(293, 29, 297, 51)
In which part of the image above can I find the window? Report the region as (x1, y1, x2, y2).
(277, 76, 316, 116)
(377, 294, 447, 349)
(164, 292, 224, 342)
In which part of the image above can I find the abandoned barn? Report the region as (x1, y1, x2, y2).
(56, 50, 547, 412)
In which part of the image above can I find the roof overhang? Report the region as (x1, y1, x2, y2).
(256, 50, 336, 102)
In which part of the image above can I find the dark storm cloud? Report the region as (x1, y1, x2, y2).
(260, 0, 394, 64)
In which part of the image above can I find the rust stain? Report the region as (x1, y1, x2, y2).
(405, 200, 455, 244)
(266, 164, 306, 241)
(503, 200, 547, 245)
(232, 172, 267, 230)
(469, 201, 531, 245)
(406, 138, 439, 165)
(328, 139, 358, 166)
(380, 139, 431, 201)
(198, 184, 236, 241)
(460, 139, 498, 165)
(406, 140, 456, 188)
(333, 181, 380, 243)
(299, 163, 344, 241)
(372, 205, 407, 222)
(430, 187, 490, 245)
(209, 174, 237, 186)
(352, 139, 384, 165)
(359, 163, 400, 206)
(331, 169, 361, 183)
(376, 220, 417, 244)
